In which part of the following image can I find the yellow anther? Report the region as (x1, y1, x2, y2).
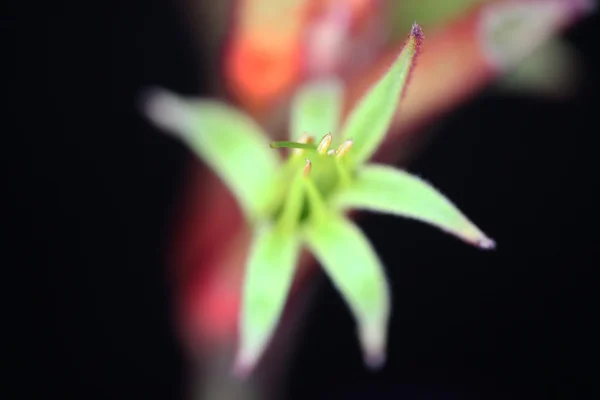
(335, 139, 354, 158)
(316, 133, 333, 154)
(303, 158, 312, 177)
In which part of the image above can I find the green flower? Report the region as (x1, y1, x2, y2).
(143, 24, 494, 377)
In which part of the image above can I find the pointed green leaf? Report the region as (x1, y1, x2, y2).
(303, 215, 390, 369)
(142, 88, 280, 220)
(340, 24, 422, 165)
(234, 223, 301, 377)
(333, 164, 495, 249)
(290, 79, 344, 141)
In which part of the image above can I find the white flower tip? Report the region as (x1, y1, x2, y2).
(359, 320, 388, 371)
(138, 86, 190, 137)
(477, 236, 497, 250)
(364, 348, 386, 370)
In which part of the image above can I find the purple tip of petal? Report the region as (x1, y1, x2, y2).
(477, 237, 497, 250)
(410, 22, 424, 44)
(395, 22, 424, 102)
(410, 22, 425, 52)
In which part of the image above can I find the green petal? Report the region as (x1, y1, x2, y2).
(234, 223, 301, 377)
(141, 88, 280, 220)
(277, 170, 306, 234)
(479, 0, 592, 71)
(290, 79, 344, 141)
(303, 215, 390, 369)
(497, 38, 580, 98)
(340, 24, 423, 165)
(333, 164, 495, 249)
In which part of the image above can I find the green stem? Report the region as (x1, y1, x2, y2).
(334, 159, 353, 189)
(270, 141, 317, 150)
(276, 173, 304, 233)
(303, 177, 328, 223)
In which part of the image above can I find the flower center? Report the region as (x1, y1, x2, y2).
(269, 133, 354, 225)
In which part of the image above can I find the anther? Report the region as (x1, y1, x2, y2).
(317, 133, 333, 154)
(335, 139, 354, 158)
(303, 158, 312, 177)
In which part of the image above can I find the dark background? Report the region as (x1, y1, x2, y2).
(5, 0, 598, 399)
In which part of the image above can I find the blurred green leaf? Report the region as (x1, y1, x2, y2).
(235, 223, 301, 375)
(497, 38, 580, 98)
(143, 89, 280, 220)
(480, 1, 569, 70)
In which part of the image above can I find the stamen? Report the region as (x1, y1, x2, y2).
(303, 158, 312, 177)
(316, 133, 333, 154)
(335, 139, 354, 158)
(326, 149, 336, 156)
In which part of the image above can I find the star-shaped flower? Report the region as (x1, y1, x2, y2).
(143, 24, 495, 378)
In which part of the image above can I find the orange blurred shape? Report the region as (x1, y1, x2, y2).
(225, 0, 378, 116)
(225, 34, 304, 116)
(225, 0, 309, 115)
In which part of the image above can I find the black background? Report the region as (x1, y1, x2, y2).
(5, 1, 598, 398)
